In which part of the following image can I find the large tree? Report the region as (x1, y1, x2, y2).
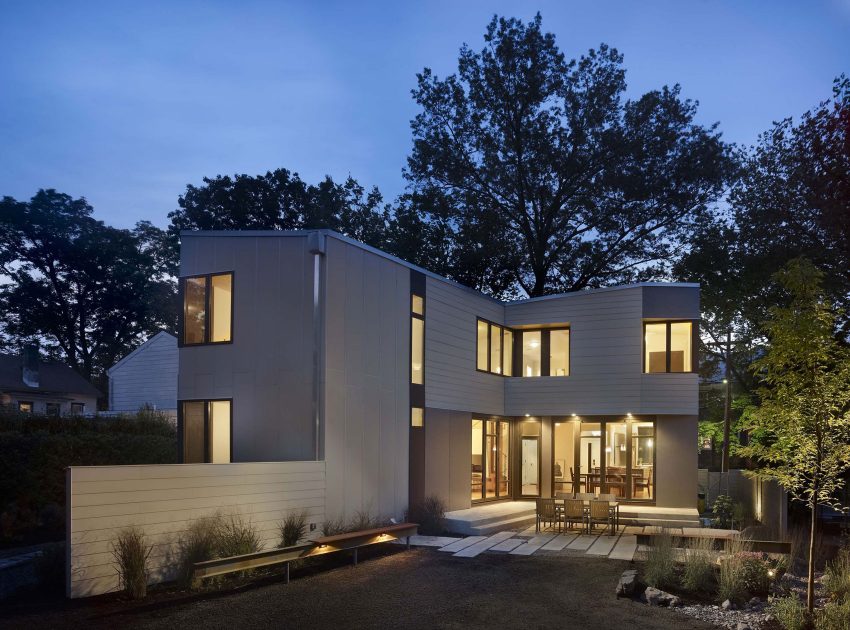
(0, 190, 177, 382)
(406, 14, 734, 298)
(738, 258, 850, 614)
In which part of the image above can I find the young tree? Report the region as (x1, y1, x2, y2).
(0, 190, 177, 383)
(738, 258, 850, 613)
(406, 13, 734, 298)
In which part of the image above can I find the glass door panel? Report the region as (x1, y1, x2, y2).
(485, 420, 497, 497)
(579, 422, 601, 494)
(471, 419, 483, 501)
(498, 421, 510, 496)
(521, 437, 539, 496)
(553, 420, 576, 495)
(632, 422, 655, 499)
(604, 422, 628, 498)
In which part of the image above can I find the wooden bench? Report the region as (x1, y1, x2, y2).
(192, 522, 419, 584)
(636, 531, 791, 554)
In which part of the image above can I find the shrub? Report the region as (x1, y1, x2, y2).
(738, 552, 772, 596)
(711, 495, 734, 529)
(824, 547, 850, 604)
(407, 495, 446, 535)
(717, 538, 747, 604)
(34, 542, 65, 595)
(769, 596, 810, 630)
(279, 509, 309, 548)
(349, 509, 387, 532)
(815, 599, 850, 630)
(682, 536, 715, 593)
(321, 514, 348, 537)
(644, 530, 677, 590)
(216, 513, 262, 559)
(111, 526, 151, 599)
(178, 515, 222, 587)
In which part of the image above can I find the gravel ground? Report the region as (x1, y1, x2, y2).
(0, 547, 718, 630)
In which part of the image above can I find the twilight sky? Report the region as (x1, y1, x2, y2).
(1, 1, 848, 229)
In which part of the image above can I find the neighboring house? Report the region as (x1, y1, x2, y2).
(0, 346, 100, 415)
(177, 230, 699, 520)
(108, 331, 178, 417)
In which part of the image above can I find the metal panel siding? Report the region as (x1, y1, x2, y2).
(642, 285, 700, 319)
(322, 238, 409, 520)
(178, 235, 315, 461)
(67, 461, 326, 598)
(656, 416, 698, 508)
(423, 408, 473, 511)
(424, 277, 504, 415)
(108, 333, 178, 413)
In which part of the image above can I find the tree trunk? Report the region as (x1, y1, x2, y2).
(807, 500, 817, 613)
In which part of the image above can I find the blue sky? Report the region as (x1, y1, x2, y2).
(1, 1, 848, 229)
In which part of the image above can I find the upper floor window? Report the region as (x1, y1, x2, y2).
(644, 321, 694, 373)
(522, 330, 541, 376)
(18, 401, 33, 413)
(180, 399, 232, 463)
(411, 294, 424, 384)
(181, 272, 233, 345)
(549, 329, 570, 376)
(476, 318, 512, 375)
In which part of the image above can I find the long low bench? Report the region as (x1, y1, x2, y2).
(192, 522, 419, 584)
(636, 531, 791, 554)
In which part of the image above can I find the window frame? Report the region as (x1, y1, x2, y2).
(178, 271, 235, 347)
(476, 319, 571, 377)
(476, 317, 511, 376)
(642, 319, 697, 374)
(410, 293, 425, 385)
(45, 402, 60, 416)
(519, 326, 570, 378)
(177, 398, 234, 463)
(18, 401, 33, 413)
(70, 402, 85, 415)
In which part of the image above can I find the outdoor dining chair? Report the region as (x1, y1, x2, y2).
(562, 498, 585, 532)
(536, 498, 561, 533)
(586, 499, 615, 535)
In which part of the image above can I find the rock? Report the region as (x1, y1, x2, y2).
(721, 599, 734, 610)
(748, 596, 760, 606)
(736, 623, 751, 630)
(645, 587, 665, 606)
(616, 571, 637, 597)
(668, 596, 682, 607)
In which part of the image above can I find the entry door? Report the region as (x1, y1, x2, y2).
(521, 437, 539, 495)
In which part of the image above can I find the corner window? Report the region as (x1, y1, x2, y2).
(476, 318, 512, 375)
(411, 294, 425, 385)
(180, 272, 233, 346)
(180, 399, 232, 463)
(644, 321, 695, 373)
(549, 329, 570, 376)
(18, 401, 33, 413)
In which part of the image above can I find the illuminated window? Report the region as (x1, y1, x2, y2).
(180, 399, 232, 463)
(18, 401, 33, 413)
(476, 319, 514, 375)
(411, 294, 425, 384)
(522, 331, 541, 377)
(490, 324, 502, 374)
(181, 272, 233, 345)
(644, 321, 694, 373)
(477, 320, 489, 371)
(549, 329, 569, 376)
(411, 407, 424, 427)
(503, 329, 513, 376)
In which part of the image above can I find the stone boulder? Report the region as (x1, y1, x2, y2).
(616, 569, 638, 597)
(644, 586, 678, 607)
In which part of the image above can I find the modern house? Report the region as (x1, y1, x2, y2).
(0, 346, 100, 415)
(108, 331, 178, 417)
(177, 230, 699, 526)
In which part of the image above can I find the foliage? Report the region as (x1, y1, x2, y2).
(736, 552, 773, 595)
(769, 596, 810, 630)
(321, 510, 391, 537)
(0, 190, 177, 382)
(711, 495, 735, 529)
(682, 536, 715, 593)
(407, 495, 446, 535)
(823, 546, 850, 604)
(216, 513, 262, 559)
(0, 410, 176, 545)
(815, 599, 850, 630)
(177, 515, 222, 587)
(321, 515, 348, 537)
(406, 13, 734, 298)
(644, 530, 677, 590)
(111, 526, 151, 599)
(34, 542, 66, 595)
(279, 509, 309, 548)
(738, 258, 850, 611)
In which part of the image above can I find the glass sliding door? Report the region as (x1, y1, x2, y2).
(553, 420, 576, 495)
(632, 422, 655, 499)
(472, 418, 511, 502)
(518, 419, 541, 496)
(579, 422, 602, 494)
(604, 422, 628, 498)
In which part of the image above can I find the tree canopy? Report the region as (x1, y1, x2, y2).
(0, 190, 176, 382)
(406, 14, 735, 298)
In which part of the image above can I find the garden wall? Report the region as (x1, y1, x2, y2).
(698, 468, 788, 538)
(66, 461, 325, 598)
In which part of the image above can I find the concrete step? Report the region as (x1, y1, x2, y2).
(445, 512, 537, 536)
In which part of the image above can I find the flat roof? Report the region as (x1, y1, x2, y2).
(180, 229, 699, 305)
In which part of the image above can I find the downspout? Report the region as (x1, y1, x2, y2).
(308, 232, 326, 461)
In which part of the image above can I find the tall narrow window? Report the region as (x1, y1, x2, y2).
(477, 320, 489, 371)
(180, 399, 232, 463)
(180, 272, 234, 345)
(490, 324, 502, 374)
(503, 329, 513, 376)
(644, 321, 694, 373)
(411, 293, 425, 385)
(522, 331, 541, 377)
(550, 329, 569, 376)
(411, 406, 424, 427)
